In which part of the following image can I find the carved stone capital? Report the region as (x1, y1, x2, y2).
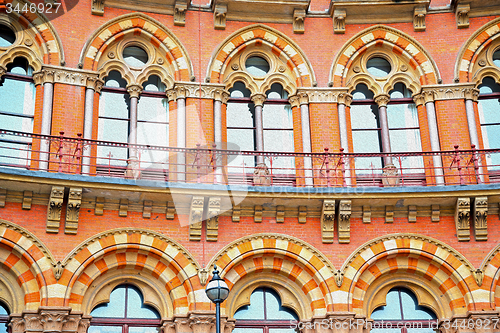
(91, 0, 105, 15)
(321, 199, 335, 243)
(456, 3, 470, 29)
(15, 308, 89, 333)
(214, 3, 227, 30)
(337, 92, 352, 106)
(337, 200, 351, 243)
(213, 89, 230, 103)
(167, 89, 177, 102)
(374, 94, 390, 107)
(455, 197, 470, 242)
(297, 91, 309, 105)
(65, 187, 82, 234)
(86, 76, 104, 92)
(206, 197, 221, 242)
(473, 196, 488, 241)
(39, 308, 71, 333)
(175, 85, 188, 99)
(334, 9, 346, 34)
(189, 196, 205, 241)
(464, 87, 480, 101)
(8, 314, 25, 333)
(127, 84, 143, 98)
(47, 186, 65, 234)
(33, 69, 55, 85)
(188, 314, 215, 333)
(174, 0, 188, 26)
(0, 65, 7, 77)
(251, 93, 266, 107)
(293, 9, 306, 34)
(412, 93, 425, 106)
(289, 95, 300, 108)
(161, 319, 176, 333)
(422, 90, 435, 104)
(413, 6, 426, 32)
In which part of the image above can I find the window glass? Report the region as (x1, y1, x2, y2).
(0, 303, 7, 316)
(245, 56, 269, 77)
(371, 289, 403, 320)
(234, 288, 265, 320)
(88, 326, 122, 333)
(367, 57, 391, 77)
(400, 289, 436, 320)
(232, 329, 263, 333)
(0, 25, 16, 47)
(91, 285, 127, 318)
(478, 77, 500, 170)
(0, 302, 9, 333)
(493, 49, 500, 68)
(123, 46, 148, 67)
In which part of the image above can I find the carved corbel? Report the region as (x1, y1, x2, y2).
(293, 9, 306, 34)
(385, 205, 394, 223)
(321, 199, 335, 243)
(232, 206, 241, 222)
(473, 269, 484, 287)
(0, 188, 6, 208)
(413, 6, 426, 32)
(214, 3, 227, 30)
(174, 0, 188, 26)
(408, 205, 417, 223)
(455, 197, 470, 242)
(161, 320, 176, 333)
(206, 197, 221, 242)
(254, 205, 263, 223)
(276, 205, 285, 223)
(91, 0, 105, 15)
(52, 261, 63, 280)
(143, 200, 153, 219)
(95, 197, 104, 215)
(456, 3, 470, 29)
(65, 187, 82, 234)
(334, 269, 344, 287)
(431, 204, 440, 222)
(298, 206, 307, 224)
(198, 267, 209, 286)
(47, 187, 64, 233)
(337, 200, 351, 244)
(363, 205, 371, 223)
(23, 190, 33, 210)
(189, 196, 205, 241)
(166, 201, 175, 220)
(473, 197, 488, 241)
(333, 9, 346, 34)
(119, 199, 128, 217)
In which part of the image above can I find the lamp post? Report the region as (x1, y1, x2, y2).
(205, 265, 229, 333)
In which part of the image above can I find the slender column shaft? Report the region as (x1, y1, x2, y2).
(39, 82, 54, 171)
(378, 105, 392, 165)
(177, 97, 186, 181)
(128, 96, 138, 159)
(425, 101, 445, 185)
(214, 99, 223, 183)
(254, 104, 264, 164)
(81, 88, 94, 175)
(465, 99, 484, 182)
(338, 103, 351, 186)
(300, 103, 313, 186)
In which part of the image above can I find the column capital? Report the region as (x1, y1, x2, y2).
(338, 92, 353, 106)
(86, 76, 104, 93)
(412, 93, 425, 106)
(251, 93, 266, 107)
(213, 88, 230, 103)
(175, 85, 188, 99)
(374, 94, 390, 107)
(422, 89, 436, 104)
(288, 95, 300, 108)
(297, 91, 309, 105)
(463, 87, 480, 101)
(126, 84, 143, 98)
(0, 65, 6, 77)
(33, 69, 55, 86)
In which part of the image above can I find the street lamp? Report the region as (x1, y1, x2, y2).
(205, 265, 229, 333)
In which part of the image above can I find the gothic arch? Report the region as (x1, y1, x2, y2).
(0, 219, 56, 311)
(78, 13, 193, 82)
(60, 228, 201, 317)
(480, 243, 500, 311)
(330, 25, 440, 88)
(206, 24, 316, 91)
(340, 234, 480, 317)
(206, 233, 337, 318)
(455, 17, 500, 83)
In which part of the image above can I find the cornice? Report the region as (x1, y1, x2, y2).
(40, 65, 99, 88)
(421, 83, 477, 101)
(296, 87, 349, 103)
(174, 82, 226, 100)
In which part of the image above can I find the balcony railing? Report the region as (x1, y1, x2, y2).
(1, 129, 499, 188)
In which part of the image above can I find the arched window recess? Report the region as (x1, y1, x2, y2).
(0, 301, 9, 333)
(477, 77, 500, 172)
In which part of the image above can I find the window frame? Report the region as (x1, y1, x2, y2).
(0, 301, 10, 333)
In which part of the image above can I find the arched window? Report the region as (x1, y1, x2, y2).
(233, 287, 298, 333)
(97, 71, 130, 168)
(0, 301, 9, 333)
(370, 287, 437, 333)
(89, 284, 161, 333)
(0, 57, 35, 167)
(263, 83, 294, 174)
(477, 77, 500, 170)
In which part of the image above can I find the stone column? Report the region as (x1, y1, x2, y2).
(81, 77, 103, 175)
(213, 89, 230, 184)
(175, 86, 188, 181)
(338, 92, 353, 186)
(297, 92, 314, 187)
(374, 94, 392, 166)
(125, 84, 142, 179)
(251, 93, 270, 185)
(33, 69, 55, 171)
(464, 87, 485, 183)
(414, 92, 445, 185)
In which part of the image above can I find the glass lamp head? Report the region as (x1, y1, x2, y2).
(205, 265, 229, 304)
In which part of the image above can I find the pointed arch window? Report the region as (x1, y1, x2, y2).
(477, 77, 500, 170)
(89, 284, 161, 333)
(233, 287, 298, 333)
(0, 301, 9, 333)
(371, 287, 437, 333)
(0, 57, 35, 167)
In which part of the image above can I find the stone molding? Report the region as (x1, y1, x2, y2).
(9, 308, 91, 333)
(421, 83, 477, 101)
(296, 88, 350, 103)
(33, 65, 100, 88)
(168, 82, 226, 100)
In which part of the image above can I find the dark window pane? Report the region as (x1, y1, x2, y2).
(266, 83, 288, 99)
(123, 46, 148, 67)
(126, 286, 160, 319)
(142, 75, 166, 93)
(494, 49, 500, 68)
(0, 25, 16, 47)
(88, 326, 122, 333)
(246, 56, 269, 77)
(0, 302, 8, 315)
(367, 57, 391, 77)
(229, 82, 251, 98)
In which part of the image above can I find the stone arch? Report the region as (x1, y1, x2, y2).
(455, 17, 500, 83)
(347, 73, 382, 96)
(79, 13, 193, 82)
(207, 24, 316, 90)
(0, 46, 43, 72)
(60, 228, 201, 317)
(206, 233, 337, 318)
(330, 25, 440, 88)
(340, 234, 479, 317)
(479, 243, 500, 311)
(0, 219, 56, 311)
(0, 2, 64, 66)
(383, 72, 422, 95)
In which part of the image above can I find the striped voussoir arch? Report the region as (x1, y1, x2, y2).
(60, 229, 200, 314)
(6, 0, 63, 65)
(208, 25, 314, 87)
(480, 243, 500, 310)
(457, 18, 500, 82)
(80, 14, 192, 81)
(331, 26, 439, 87)
(207, 234, 337, 316)
(342, 235, 481, 316)
(0, 220, 55, 310)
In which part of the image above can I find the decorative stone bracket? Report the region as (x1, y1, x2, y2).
(189, 196, 205, 241)
(174, 0, 188, 26)
(214, 3, 227, 30)
(455, 197, 470, 242)
(337, 200, 351, 244)
(473, 197, 488, 241)
(206, 197, 221, 242)
(321, 199, 335, 243)
(413, 6, 426, 32)
(47, 186, 64, 233)
(91, 0, 105, 15)
(65, 188, 82, 234)
(9, 308, 91, 333)
(293, 9, 305, 34)
(456, 3, 470, 29)
(333, 9, 346, 34)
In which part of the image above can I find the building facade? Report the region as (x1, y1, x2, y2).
(1, 0, 500, 332)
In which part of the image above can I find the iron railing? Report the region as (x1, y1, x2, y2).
(0, 129, 499, 187)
